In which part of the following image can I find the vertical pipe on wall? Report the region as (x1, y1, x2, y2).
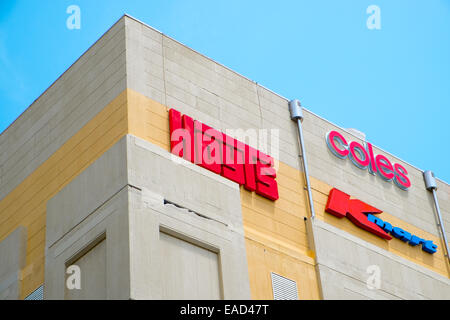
(289, 99, 315, 219)
(424, 170, 450, 264)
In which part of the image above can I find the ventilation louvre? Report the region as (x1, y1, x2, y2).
(271, 272, 298, 300)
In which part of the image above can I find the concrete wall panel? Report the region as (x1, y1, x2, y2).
(0, 227, 27, 300)
(64, 239, 107, 300)
(126, 134, 251, 299)
(159, 232, 222, 299)
(313, 218, 450, 299)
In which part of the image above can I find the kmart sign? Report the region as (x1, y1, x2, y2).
(325, 188, 437, 254)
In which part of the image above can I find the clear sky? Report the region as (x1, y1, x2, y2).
(1, 0, 449, 183)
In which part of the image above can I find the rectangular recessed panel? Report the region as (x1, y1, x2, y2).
(159, 231, 222, 300)
(271, 272, 298, 300)
(64, 239, 107, 300)
(24, 285, 44, 300)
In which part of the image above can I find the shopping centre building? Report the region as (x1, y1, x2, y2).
(0, 15, 449, 300)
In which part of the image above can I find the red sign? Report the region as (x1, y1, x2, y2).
(325, 188, 391, 239)
(326, 130, 411, 190)
(169, 109, 279, 201)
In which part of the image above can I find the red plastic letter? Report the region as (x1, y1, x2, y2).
(169, 109, 182, 156)
(221, 135, 245, 185)
(326, 131, 349, 159)
(376, 154, 395, 181)
(394, 163, 411, 190)
(255, 152, 279, 201)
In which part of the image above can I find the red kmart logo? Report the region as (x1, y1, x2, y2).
(169, 109, 279, 201)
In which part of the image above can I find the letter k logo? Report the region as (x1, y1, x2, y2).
(325, 188, 392, 240)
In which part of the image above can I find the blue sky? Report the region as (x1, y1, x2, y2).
(0, 0, 449, 182)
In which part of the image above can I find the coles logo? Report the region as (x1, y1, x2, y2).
(169, 109, 279, 201)
(325, 188, 437, 254)
(326, 130, 411, 190)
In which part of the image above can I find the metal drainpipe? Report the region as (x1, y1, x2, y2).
(289, 99, 315, 219)
(423, 170, 450, 264)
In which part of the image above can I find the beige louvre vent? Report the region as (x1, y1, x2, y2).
(271, 272, 298, 300)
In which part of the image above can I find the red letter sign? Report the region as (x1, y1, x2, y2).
(169, 108, 279, 201)
(325, 188, 392, 240)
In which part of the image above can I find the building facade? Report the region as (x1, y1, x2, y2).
(0, 15, 449, 300)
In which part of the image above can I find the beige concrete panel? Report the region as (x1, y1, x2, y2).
(128, 190, 251, 300)
(312, 219, 450, 299)
(126, 134, 251, 299)
(0, 227, 27, 280)
(159, 232, 221, 299)
(318, 264, 401, 300)
(46, 136, 128, 248)
(163, 37, 217, 73)
(127, 135, 243, 230)
(163, 69, 221, 119)
(0, 226, 27, 300)
(64, 239, 107, 300)
(0, 272, 21, 300)
(45, 182, 131, 300)
(125, 16, 164, 105)
(45, 187, 131, 300)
